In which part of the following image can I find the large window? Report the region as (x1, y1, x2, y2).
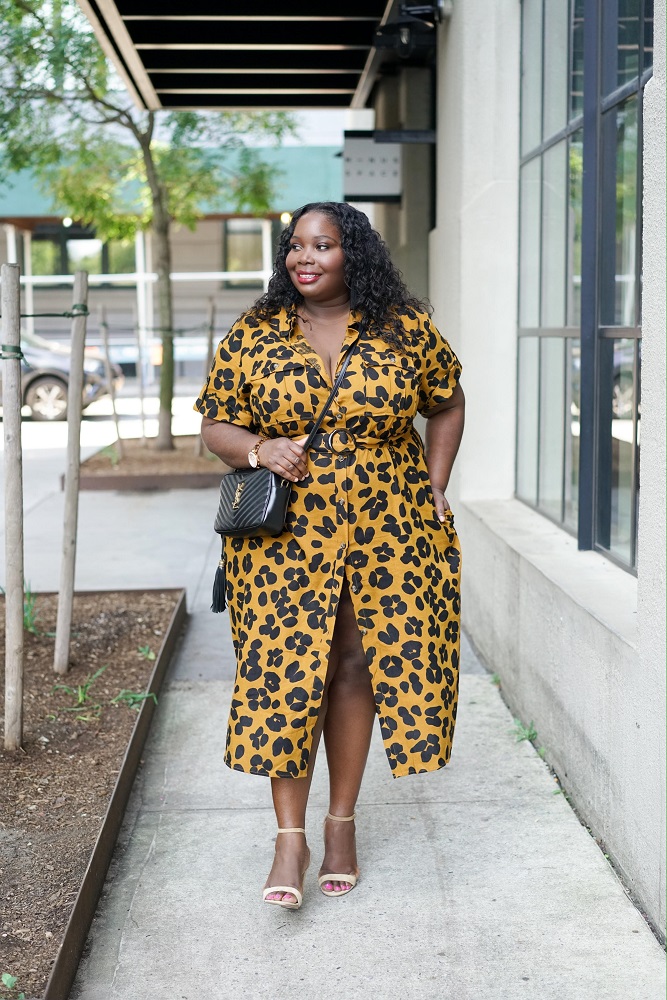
(516, 0, 652, 571)
(31, 226, 135, 278)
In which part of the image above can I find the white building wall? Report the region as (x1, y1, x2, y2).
(636, 0, 667, 934)
(428, 0, 665, 936)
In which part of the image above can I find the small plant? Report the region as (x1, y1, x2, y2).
(53, 664, 107, 716)
(490, 672, 501, 687)
(0, 581, 41, 634)
(137, 644, 156, 661)
(1, 972, 26, 999)
(111, 689, 158, 711)
(100, 443, 120, 467)
(23, 581, 41, 634)
(511, 717, 538, 743)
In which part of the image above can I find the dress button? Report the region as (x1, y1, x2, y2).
(360, 628, 367, 636)
(351, 584, 360, 594)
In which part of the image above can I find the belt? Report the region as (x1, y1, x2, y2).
(308, 429, 366, 455)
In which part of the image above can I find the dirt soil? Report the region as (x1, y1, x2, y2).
(0, 590, 181, 1000)
(80, 434, 224, 477)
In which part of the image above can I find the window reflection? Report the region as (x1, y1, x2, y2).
(517, 337, 540, 504)
(223, 219, 263, 288)
(67, 238, 102, 275)
(600, 97, 638, 326)
(643, 0, 654, 71)
(564, 338, 580, 529)
(538, 337, 566, 520)
(521, 0, 543, 154)
(567, 130, 583, 326)
(596, 338, 638, 563)
(541, 141, 567, 327)
(519, 159, 542, 327)
(543, 0, 569, 138)
(570, 0, 585, 118)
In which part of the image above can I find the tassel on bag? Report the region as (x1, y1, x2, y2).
(211, 549, 227, 613)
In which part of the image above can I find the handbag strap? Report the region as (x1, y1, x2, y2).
(302, 338, 359, 451)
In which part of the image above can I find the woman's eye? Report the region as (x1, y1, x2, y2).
(316, 244, 330, 251)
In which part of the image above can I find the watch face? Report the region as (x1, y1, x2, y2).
(248, 450, 259, 468)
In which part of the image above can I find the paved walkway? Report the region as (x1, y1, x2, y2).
(1, 397, 665, 999)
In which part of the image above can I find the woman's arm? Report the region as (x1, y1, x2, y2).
(423, 382, 466, 521)
(201, 417, 308, 482)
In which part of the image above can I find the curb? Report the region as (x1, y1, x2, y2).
(42, 588, 188, 1000)
(65, 472, 221, 491)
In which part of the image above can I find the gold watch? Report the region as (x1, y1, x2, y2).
(248, 437, 267, 469)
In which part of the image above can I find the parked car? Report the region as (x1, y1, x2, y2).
(0, 331, 124, 421)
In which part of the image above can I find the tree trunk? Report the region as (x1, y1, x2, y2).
(152, 209, 174, 450)
(140, 117, 174, 451)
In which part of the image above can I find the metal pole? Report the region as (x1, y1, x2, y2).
(194, 298, 216, 457)
(2, 264, 24, 749)
(53, 271, 88, 675)
(98, 304, 124, 459)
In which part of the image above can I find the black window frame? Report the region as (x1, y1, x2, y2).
(517, 0, 652, 574)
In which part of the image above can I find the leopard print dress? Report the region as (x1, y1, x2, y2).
(195, 305, 462, 779)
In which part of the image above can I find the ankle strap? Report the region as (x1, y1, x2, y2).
(277, 827, 306, 834)
(326, 812, 356, 822)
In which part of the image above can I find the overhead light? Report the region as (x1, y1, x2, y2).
(62, 217, 73, 228)
(280, 212, 292, 225)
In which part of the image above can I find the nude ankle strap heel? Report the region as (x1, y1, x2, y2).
(263, 828, 310, 910)
(318, 813, 359, 897)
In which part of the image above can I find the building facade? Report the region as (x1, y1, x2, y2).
(370, 0, 664, 936)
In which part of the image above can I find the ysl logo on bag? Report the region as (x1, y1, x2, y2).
(232, 482, 245, 509)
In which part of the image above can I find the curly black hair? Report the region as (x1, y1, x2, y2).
(249, 202, 430, 352)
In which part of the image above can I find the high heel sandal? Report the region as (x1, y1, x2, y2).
(262, 827, 310, 910)
(318, 812, 359, 897)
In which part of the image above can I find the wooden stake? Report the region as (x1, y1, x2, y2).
(54, 271, 88, 675)
(194, 298, 216, 458)
(98, 304, 124, 460)
(2, 263, 24, 749)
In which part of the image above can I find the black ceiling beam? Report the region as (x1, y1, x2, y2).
(116, 1, 385, 17)
(127, 21, 375, 48)
(161, 93, 356, 108)
(150, 73, 361, 91)
(142, 50, 369, 71)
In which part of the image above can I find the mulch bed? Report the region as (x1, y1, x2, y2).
(0, 590, 182, 1000)
(81, 434, 222, 476)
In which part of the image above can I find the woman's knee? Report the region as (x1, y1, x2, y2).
(330, 647, 371, 690)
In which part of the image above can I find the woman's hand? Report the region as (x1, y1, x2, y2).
(259, 435, 309, 482)
(431, 485, 451, 523)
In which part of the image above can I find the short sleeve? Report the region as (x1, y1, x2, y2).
(417, 315, 462, 415)
(193, 321, 254, 427)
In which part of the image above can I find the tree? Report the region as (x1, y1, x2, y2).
(0, 0, 296, 448)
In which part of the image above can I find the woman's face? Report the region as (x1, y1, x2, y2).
(285, 212, 348, 306)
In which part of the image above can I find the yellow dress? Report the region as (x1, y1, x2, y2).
(195, 305, 462, 779)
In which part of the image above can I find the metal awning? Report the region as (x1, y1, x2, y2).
(78, 1, 398, 112)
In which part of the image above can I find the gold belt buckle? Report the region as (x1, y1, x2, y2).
(326, 428, 356, 454)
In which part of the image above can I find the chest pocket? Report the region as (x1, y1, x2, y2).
(249, 359, 319, 428)
(361, 351, 419, 419)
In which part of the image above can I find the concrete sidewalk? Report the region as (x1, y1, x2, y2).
(2, 413, 665, 999)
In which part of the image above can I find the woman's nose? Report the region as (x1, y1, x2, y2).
(298, 246, 314, 264)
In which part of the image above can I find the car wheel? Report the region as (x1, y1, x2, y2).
(25, 376, 68, 421)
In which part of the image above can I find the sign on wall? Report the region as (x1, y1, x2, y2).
(343, 131, 402, 203)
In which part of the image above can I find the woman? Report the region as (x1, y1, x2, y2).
(196, 202, 464, 909)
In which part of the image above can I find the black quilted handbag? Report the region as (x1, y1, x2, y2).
(211, 342, 357, 611)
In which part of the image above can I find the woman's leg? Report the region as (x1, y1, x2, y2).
(320, 582, 376, 893)
(265, 581, 375, 901)
(263, 707, 325, 903)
